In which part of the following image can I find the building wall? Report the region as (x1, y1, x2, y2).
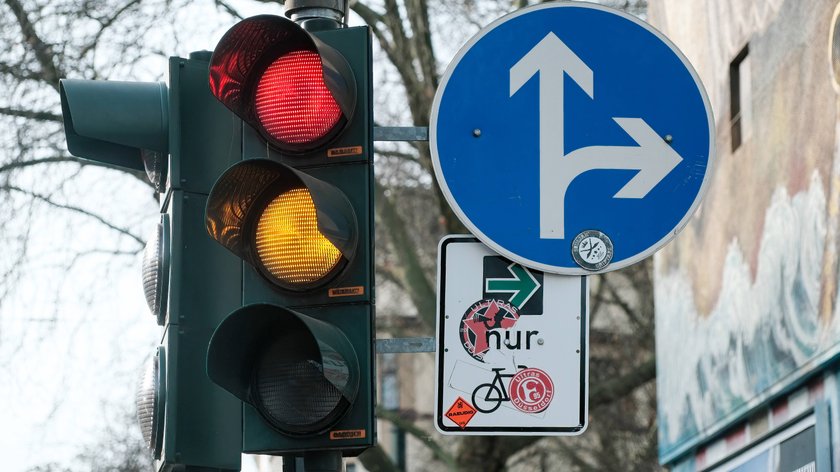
(650, 0, 840, 466)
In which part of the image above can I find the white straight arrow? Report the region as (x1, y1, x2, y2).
(510, 32, 594, 170)
(510, 33, 683, 240)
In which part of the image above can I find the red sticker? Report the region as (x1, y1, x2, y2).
(509, 368, 555, 413)
(445, 396, 477, 429)
(459, 299, 520, 362)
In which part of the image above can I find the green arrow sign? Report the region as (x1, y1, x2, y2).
(485, 263, 541, 309)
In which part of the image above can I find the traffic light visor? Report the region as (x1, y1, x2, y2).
(209, 15, 356, 152)
(205, 159, 357, 291)
(59, 79, 168, 186)
(207, 304, 359, 435)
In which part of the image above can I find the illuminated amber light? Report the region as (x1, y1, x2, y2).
(255, 188, 342, 286)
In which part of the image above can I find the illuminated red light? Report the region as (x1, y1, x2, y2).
(255, 50, 343, 146)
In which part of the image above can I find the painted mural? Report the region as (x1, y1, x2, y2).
(650, 0, 840, 462)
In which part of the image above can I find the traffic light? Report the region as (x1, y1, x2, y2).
(60, 53, 244, 470)
(203, 11, 376, 460)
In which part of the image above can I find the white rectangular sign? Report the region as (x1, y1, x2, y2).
(434, 236, 589, 435)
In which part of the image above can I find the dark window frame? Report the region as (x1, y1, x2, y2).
(730, 44, 750, 152)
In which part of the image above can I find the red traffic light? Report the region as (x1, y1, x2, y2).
(255, 50, 343, 145)
(209, 15, 356, 153)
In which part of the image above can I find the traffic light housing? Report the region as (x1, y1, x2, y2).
(59, 6, 374, 467)
(204, 14, 376, 457)
(60, 53, 245, 471)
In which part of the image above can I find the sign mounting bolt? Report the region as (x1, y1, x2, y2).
(472, 128, 482, 137)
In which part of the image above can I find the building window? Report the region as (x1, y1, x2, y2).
(730, 44, 751, 151)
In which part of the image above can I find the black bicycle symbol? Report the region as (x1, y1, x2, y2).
(471, 365, 527, 414)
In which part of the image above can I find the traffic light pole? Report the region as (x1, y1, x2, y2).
(282, 452, 343, 472)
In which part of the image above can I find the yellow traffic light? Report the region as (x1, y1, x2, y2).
(254, 188, 344, 289)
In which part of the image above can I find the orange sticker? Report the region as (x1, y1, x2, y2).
(445, 396, 477, 429)
(330, 429, 366, 440)
(328, 286, 364, 297)
(327, 146, 363, 157)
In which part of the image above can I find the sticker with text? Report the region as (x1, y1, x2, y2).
(445, 396, 478, 429)
(509, 367, 554, 413)
(328, 286, 365, 297)
(327, 146, 364, 157)
(329, 429, 366, 440)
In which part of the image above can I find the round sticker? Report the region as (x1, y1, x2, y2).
(509, 367, 555, 413)
(571, 230, 614, 271)
(459, 299, 520, 362)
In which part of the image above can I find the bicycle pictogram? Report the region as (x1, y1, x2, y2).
(470, 365, 527, 414)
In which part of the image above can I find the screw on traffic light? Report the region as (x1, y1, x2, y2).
(60, 53, 244, 470)
(203, 6, 375, 464)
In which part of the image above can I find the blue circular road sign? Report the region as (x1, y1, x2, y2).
(431, 3, 715, 274)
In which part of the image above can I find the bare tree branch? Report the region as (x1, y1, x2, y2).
(0, 106, 62, 122)
(214, 0, 244, 20)
(590, 358, 656, 406)
(5, 0, 64, 89)
(0, 157, 80, 174)
(375, 178, 436, 327)
(601, 273, 645, 328)
(77, 0, 144, 60)
(3, 185, 145, 247)
(0, 61, 45, 82)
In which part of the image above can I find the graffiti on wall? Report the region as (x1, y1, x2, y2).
(652, 0, 840, 460)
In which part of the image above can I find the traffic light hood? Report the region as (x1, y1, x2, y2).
(59, 79, 168, 174)
(207, 303, 360, 434)
(208, 15, 357, 152)
(205, 159, 357, 283)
